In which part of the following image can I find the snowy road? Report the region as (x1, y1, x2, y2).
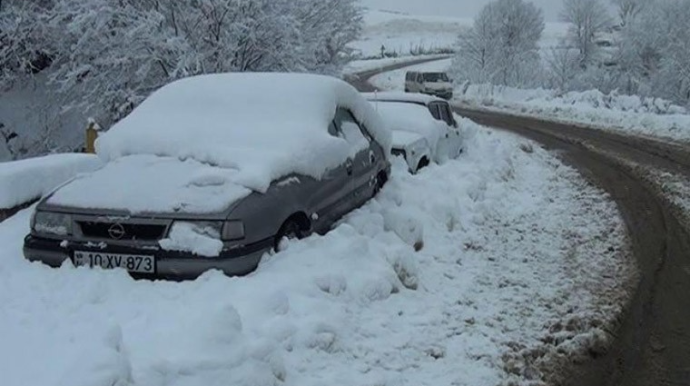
(457, 107, 690, 386)
(360, 57, 690, 385)
(0, 118, 634, 385)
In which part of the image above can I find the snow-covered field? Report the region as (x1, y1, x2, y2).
(349, 8, 568, 60)
(348, 10, 468, 58)
(0, 120, 635, 386)
(370, 59, 690, 144)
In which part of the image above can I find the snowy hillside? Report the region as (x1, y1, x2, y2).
(349, 8, 568, 59)
(348, 9, 470, 58)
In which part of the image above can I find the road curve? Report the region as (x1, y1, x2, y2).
(457, 108, 690, 386)
(352, 61, 690, 386)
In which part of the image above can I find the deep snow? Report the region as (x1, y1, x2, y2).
(0, 120, 635, 386)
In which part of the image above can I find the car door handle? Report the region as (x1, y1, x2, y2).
(346, 160, 353, 175)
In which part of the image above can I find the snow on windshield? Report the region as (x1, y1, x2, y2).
(96, 73, 390, 193)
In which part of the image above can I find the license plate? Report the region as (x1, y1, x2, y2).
(73, 251, 155, 274)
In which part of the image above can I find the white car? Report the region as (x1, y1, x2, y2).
(365, 92, 464, 173)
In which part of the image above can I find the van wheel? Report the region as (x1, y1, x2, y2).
(275, 219, 305, 251)
(416, 157, 430, 172)
(373, 171, 388, 197)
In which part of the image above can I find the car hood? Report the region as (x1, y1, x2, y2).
(45, 155, 252, 217)
(391, 131, 425, 149)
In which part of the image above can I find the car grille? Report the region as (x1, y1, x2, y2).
(78, 221, 167, 241)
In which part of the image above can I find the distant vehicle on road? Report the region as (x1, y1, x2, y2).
(404, 71, 454, 100)
(24, 73, 391, 279)
(365, 91, 464, 173)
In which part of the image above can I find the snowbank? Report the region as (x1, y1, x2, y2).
(0, 121, 635, 386)
(96, 73, 390, 194)
(0, 153, 102, 210)
(457, 85, 690, 143)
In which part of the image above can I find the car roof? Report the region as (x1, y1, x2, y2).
(97, 73, 391, 193)
(363, 91, 446, 105)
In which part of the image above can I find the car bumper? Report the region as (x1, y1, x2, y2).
(424, 90, 453, 99)
(23, 235, 270, 280)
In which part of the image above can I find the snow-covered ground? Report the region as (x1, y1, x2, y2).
(370, 59, 690, 144)
(0, 120, 635, 386)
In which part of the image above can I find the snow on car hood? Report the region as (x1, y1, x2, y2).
(391, 131, 425, 148)
(96, 73, 390, 194)
(47, 155, 252, 214)
(370, 101, 446, 150)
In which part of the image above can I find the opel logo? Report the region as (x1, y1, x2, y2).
(108, 223, 126, 240)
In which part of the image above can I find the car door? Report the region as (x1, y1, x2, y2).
(428, 101, 462, 162)
(334, 108, 378, 206)
(439, 102, 464, 158)
(307, 120, 356, 229)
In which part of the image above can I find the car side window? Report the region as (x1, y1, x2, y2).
(328, 121, 338, 137)
(428, 103, 441, 120)
(334, 108, 369, 149)
(438, 103, 454, 127)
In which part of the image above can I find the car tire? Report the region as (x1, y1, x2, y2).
(274, 219, 305, 252)
(417, 157, 430, 172)
(373, 171, 388, 197)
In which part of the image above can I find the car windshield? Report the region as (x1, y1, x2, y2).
(423, 73, 449, 82)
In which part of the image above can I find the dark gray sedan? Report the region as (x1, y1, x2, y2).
(24, 73, 391, 279)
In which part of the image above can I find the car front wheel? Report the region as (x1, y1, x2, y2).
(274, 219, 304, 251)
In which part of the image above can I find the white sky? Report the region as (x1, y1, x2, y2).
(360, 0, 566, 21)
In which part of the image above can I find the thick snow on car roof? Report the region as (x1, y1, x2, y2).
(369, 100, 447, 152)
(96, 73, 390, 193)
(363, 91, 444, 105)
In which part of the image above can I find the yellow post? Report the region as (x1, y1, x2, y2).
(84, 119, 101, 154)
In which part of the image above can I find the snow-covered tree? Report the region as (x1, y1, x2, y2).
(32, 0, 362, 125)
(610, 0, 645, 26)
(0, 0, 56, 89)
(560, 0, 612, 66)
(544, 47, 580, 91)
(452, 0, 544, 88)
(614, 0, 690, 105)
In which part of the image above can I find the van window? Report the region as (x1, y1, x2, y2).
(405, 72, 415, 81)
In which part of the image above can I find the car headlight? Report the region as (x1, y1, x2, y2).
(222, 220, 245, 241)
(32, 211, 72, 237)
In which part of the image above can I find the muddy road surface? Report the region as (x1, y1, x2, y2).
(456, 108, 690, 386)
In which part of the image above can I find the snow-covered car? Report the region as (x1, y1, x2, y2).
(404, 71, 454, 100)
(364, 91, 463, 173)
(23, 73, 391, 279)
